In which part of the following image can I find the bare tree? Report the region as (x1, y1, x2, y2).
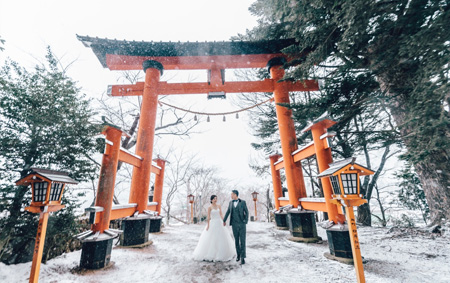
(163, 151, 197, 225)
(188, 166, 227, 222)
(371, 184, 389, 227)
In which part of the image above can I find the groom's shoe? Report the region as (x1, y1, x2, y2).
(236, 256, 240, 262)
(240, 258, 245, 265)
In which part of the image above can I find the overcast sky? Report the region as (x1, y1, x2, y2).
(0, 0, 269, 192)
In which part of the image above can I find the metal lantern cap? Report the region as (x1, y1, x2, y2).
(251, 191, 259, 200)
(16, 168, 78, 208)
(317, 158, 374, 178)
(16, 168, 78, 185)
(317, 157, 374, 199)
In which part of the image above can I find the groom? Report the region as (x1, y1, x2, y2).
(223, 190, 249, 264)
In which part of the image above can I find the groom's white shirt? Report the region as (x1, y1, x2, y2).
(233, 200, 238, 208)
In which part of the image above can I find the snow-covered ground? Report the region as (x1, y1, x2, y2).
(1, 221, 449, 283)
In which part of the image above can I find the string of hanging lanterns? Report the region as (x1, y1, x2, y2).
(158, 97, 274, 122)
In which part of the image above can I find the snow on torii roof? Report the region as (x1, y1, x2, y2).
(76, 35, 296, 69)
(16, 168, 79, 186)
(301, 111, 336, 133)
(317, 157, 374, 178)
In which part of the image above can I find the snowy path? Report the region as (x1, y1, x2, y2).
(1, 222, 448, 282)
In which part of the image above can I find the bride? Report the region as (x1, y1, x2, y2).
(193, 195, 236, 261)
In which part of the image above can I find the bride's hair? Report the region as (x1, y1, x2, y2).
(210, 195, 217, 203)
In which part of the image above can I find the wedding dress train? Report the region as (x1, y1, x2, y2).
(193, 208, 236, 261)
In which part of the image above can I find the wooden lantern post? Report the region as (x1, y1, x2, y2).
(251, 191, 259, 221)
(188, 194, 195, 224)
(318, 157, 374, 283)
(15, 168, 78, 283)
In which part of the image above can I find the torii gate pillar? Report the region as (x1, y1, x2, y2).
(80, 125, 124, 269)
(129, 60, 163, 213)
(269, 58, 306, 207)
(269, 154, 283, 210)
(310, 121, 345, 224)
(153, 158, 166, 215)
(121, 61, 163, 247)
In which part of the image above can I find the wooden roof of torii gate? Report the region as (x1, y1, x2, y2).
(77, 35, 297, 71)
(77, 35, 319, 96)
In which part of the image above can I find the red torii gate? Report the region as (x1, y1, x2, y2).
(270, 116, 345, 222)
(76, 35, 323, 269)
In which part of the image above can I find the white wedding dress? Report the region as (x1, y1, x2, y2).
(193, 208, 236, 261)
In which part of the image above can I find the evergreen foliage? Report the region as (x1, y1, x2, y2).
(0, 36, 4, 52)
(0, 48, 98, 263)
(396, 163, 430, 224)
(244, 0, 450, 224)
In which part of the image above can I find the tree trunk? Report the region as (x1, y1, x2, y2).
(377, 75, 450, 225)
(166, 206, 171, 225)
(356, 122, 372, 226)
(373, 185, 387, 227)
(357, 144, 393, 226)
(415, 158, 450, 225)
(357, 203, 371, 226)
(266, 187, 273, 222)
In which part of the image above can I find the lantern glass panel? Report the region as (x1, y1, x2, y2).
(329, 175, 341, 195)
(50, 183, 63, 201)
(340, 173, 358, 195)
(33, 182, 48, 202)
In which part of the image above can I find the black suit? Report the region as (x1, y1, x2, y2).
(223, 199, 249, 258)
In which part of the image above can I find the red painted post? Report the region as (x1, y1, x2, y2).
(310, 121, 344, 223)
(153, 158, 166, 215)
(269, 154, 283, 210)
(28, 211, 49, 283)
(270, 62, 306, 207)
(92, 126, 122, 232)
(344, 203, 366, 283)
(129, 61, 162, 213)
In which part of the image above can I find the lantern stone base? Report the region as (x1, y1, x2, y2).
(325, 225, 353, 259)
(274, 211, 288, 230)
(288, 236, 322, 243)
(80, 233, 115, 270)
(324, 252, 354, 265)
(276, 226, 289, 230)
(116, 240, 153, 249)
(149, 216, 163, 233)
(287, 210, 321, 243)
(121, 215, 151, 246)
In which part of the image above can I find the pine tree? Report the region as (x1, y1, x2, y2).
(246, 0, 450, 224)
(0, 48, 99, 263)
(396, 163, 430, 224)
